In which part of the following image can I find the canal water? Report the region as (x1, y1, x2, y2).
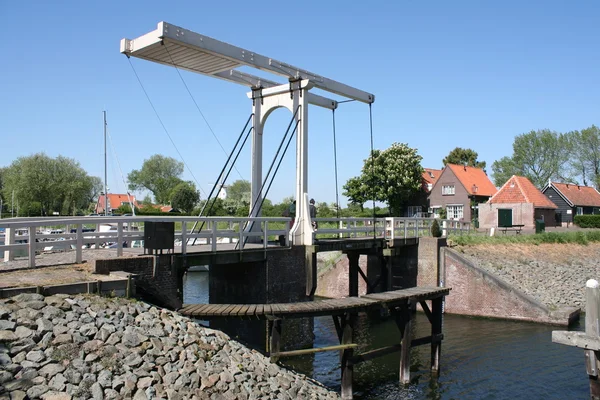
(184, 271, 588, 399)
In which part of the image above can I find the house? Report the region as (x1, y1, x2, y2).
(428, 164, 497, 221)
(403, 168, 443, 217)
(479, 175, 557, 229)
(422, 168, 443, 193)
(542, 181, 600, 226)
(95, 193, 139, 215)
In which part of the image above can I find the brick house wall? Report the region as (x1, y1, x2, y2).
(478, 202, 535, 229)
(428, 168, 472, 221)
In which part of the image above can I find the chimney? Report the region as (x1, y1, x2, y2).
(463, 164, 467, 171)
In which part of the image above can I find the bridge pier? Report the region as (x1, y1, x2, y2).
(208, 246, 314, 351)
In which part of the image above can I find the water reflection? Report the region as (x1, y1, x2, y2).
(184, 271, 588, 399)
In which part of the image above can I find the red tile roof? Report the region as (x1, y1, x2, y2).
(422, 168, 443, 192)
(96, 193, 139, 213)
(550, 182, 600, 207)
(446, 164, 497, 196)
(490, 176, 557, 209)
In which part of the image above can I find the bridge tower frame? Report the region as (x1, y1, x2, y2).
(120, 21, 375, 245)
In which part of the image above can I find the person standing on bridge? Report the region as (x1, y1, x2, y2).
(309, 198, 318, 230)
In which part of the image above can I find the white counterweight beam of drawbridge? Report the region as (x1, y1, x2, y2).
(120, 21, 375, 109)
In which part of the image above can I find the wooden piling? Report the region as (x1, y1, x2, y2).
(398, 304, 413, 385)
(269, 319, 282, 363)
(340, 313, 354, 400)
(431, 297, 443, 376)
(347, 252, 360, 297)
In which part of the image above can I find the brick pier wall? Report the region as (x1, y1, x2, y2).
(442, 248, 576, 325)
(95, 255, 182, 310)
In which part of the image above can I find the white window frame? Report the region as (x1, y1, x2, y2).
(447, 204, 464, 220)
(577, 207, 583, 215)
(429, 206, 442, 219)
(442, 185, 455, 195)
(407, 206, 422, 217)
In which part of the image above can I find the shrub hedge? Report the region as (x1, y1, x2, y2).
(574, 215, 600, 228)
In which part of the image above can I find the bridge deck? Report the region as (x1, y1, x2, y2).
(179, 286, 449, 320)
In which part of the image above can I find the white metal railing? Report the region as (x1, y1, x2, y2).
(312, 217, 471, 240)
(0, 216, 291, 268)
(0, 216, 471, 268)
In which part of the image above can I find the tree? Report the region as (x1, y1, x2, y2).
(491, 129, 571, 188)
(570, 126, 600, 188)
(227, 180, 251, 205)
(2, 153, 101, 215)
(343, 143, 423, 216)
(170, 182, 200, 213)
(443, 147, 486, 169)
(128, 155, 184, 204)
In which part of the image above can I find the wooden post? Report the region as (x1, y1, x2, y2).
(340, 313, 354, 400)
(28, 226, 36, 268)
(586, 279, 600, 399)
(270, 319, 282, 363)
(347, 252, 360, 297)
(306, 246, 318, 297)
(399, 303, 413, 385)
(431, 297, 443, 376)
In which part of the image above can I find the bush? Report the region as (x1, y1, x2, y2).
(574, 215, 600, 228)
(431, 219, 442, 237)
(439, 207, 447, 220)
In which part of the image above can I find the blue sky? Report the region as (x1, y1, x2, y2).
(2, 1, 598, 205)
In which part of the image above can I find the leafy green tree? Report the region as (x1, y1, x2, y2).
(443, 147, 486, 169)
(227, 180, 251, 205)
(2, 153, 100, 215)
(343, 143, 423, 216)
(128, 155, 184, 204)
(570, 126, 600, 188)
(170, 182, 200, 214)
(491, 129, 571, 188)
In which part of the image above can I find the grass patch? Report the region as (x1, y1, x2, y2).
(449, 230, 600, 246)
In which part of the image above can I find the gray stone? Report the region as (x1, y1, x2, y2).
(0, 330, 18, 342)
(122, 333, 142, 348)
(39, 332, 53, 348)
(5, 363, 23, 374)
(80, 323, 98, 338)
(123, 353, 143, 367)
(82, 339, 104, 353)
(36, 318, 54, 333)
(15, 368, 38, 381)
(0, 352, 10, 365)
(91, 382, 104, 400)
(0, 304, 11, 319)
(48, 373, 67, 391)
(14, 326, 34, 339)
(133, 389, 147, 400)
(22, 300, 48, 310)
(63, 368, 82, 385)
(111, 376, 124, 391)
(14, 293, 44, 302)
(52, 334, 72, 345)
(27, 384, 50, 399)
(5, 379, 34, 391)
(41, 391, 72, 400)
(0, 370, 13, 384)
(9, 390, 27, 400)
(42, 306, 64, 320)
(53, 325, 69, 336)
(98, 370, 112, 388)
(84, 353, 99, 362)
(104, 389, 119, 400)
(26, 350, 45, 363)
(137, 376, 153, 390)
(0, 320, 16, 330)
(163, 371, 179, 386)
(165, 389, 182, 400)
(21, 360, 40, 369)
(39, 363, 65, 379)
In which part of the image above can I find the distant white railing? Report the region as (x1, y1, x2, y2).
(312, 217, 471, 240)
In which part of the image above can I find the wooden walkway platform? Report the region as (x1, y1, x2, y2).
(179, 286, 449, 320)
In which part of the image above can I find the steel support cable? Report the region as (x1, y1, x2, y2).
(369, 103, 376, 239)
(188, 114, 254, 244)
(162, 43, 244, 180)
(332, 109, 341, 219)
(189, 123, 254, 245)
(126, 56, 207, 197)
(239, 119, 300, 249)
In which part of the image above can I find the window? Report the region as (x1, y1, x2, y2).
(577, 207, 583, 215)
(429, 207, 441, 218)
(406, 206, 422, 217)
(442, 185, 455, 195)
(447, 205, 463, 220)
(427, 183, 433, 191)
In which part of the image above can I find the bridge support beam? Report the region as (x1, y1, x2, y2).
(248, 80, 314, 246)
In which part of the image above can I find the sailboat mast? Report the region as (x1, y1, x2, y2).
(103, 111, 108, 216)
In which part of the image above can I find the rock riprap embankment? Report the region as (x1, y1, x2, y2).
(0, 293, 339, 400)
